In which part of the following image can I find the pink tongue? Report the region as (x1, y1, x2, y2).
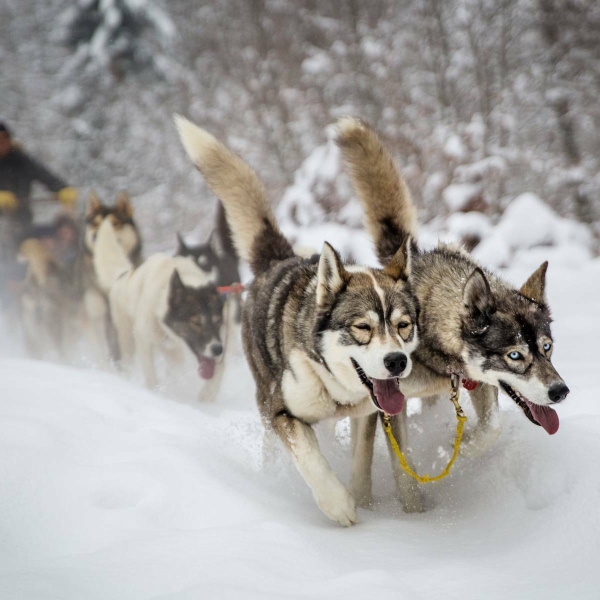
(372, 378, 405, 415)
(525, 400, 559, 435)
(198, 357, 216, 380)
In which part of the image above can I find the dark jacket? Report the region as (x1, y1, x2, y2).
(0, 148, 66, 223)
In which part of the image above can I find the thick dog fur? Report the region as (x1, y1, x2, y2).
(336, 117, 570, 506)
(93, 218, 225, 396)
(177, 116, 425, 525)
(77, 191, 143, 365)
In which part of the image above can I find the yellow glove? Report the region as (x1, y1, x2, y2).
(57, 186, 79, 207)
(0, 190, 18, 211)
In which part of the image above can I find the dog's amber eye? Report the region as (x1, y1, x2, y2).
(354, 323, 371, 332)
(397, 321, 410, 330)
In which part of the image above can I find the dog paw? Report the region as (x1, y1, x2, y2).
(314, 480, 358, 527)
(399, 485, 425, 513)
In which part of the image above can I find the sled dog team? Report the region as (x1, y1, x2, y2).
(17, 190, 239, 399)
(18, 115, 570, 526)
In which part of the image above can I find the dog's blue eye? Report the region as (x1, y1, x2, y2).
(508, 351, 522, 360)
(543, 342, 552, 352)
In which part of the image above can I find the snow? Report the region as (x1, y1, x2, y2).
(442, 182, 481, 212)
(443, 134, 466, 161)
(1, 239, 599, 599)
(474, 193, 594, 268)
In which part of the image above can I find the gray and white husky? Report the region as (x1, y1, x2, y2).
(92, 217, 225, 398)
(176, 116, 421, 526)
(336, 118, 570, 509)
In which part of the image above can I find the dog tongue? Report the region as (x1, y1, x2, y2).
(372, 378, 405, 415)
(198, 357, 216, 380)
(525, 399, 559, 435)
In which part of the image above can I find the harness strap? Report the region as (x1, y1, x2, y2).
(217, 282, 244, 295)
(382, 375, 467, 484)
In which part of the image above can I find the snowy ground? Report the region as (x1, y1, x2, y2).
(1, 232, 599, 598)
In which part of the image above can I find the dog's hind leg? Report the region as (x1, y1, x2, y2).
(272, 411, 358, 527)
(384, 411, 424, 513)
(349, 414, 378, 508)
(462, 383, 501, 457)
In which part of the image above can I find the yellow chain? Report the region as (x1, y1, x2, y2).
(382, 378, 467, 484)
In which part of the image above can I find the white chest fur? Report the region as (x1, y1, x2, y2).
(282, 349, 372, 423)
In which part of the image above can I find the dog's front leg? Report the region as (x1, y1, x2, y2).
(349, 414, 378, 508)
(462, 383, 501, 456)
(385, 411, 424, 513)
(136, 339, 158, 389)
(272, 412, 358, 527)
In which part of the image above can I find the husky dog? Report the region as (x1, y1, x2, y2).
(78, 190, 142, 364)
(176, 116, 423, 526)
(336, 118, 570, 507)
(92, 217, 225, 394)
(17, 238, 79, 359)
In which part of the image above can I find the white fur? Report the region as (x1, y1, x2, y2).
(286, 421, 358, 526)
(174, 115, 220, 167)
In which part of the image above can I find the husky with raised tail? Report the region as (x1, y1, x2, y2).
(336, 117, 570, 508)
(176, 116, 423, 526)
(92, 217, 225, 397)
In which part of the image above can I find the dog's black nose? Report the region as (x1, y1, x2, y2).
(211, 343, 223, 357)
(548, 383, 569, 403)
(383, 352, 407, 376)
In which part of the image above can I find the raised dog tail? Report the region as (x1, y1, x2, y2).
(335, 117, 417, 265)
(93, 218, 132, 293)
(175, 116, 294, 276)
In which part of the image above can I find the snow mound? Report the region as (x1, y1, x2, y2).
(474, 193, 594, 268)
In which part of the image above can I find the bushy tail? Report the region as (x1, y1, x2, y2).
(93, 218, 132, 293)
(335, 117, 417, 265)
(175, 115, 294, 275)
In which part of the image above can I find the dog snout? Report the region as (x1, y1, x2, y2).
(210, 342, 223, 358)
(548, 383, 569, 403)
(383, 352, 407, 377)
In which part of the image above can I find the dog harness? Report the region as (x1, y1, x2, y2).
(217, 282, 245, 295)
(382, 375, 475, 484)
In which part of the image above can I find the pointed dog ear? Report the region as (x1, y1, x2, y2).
(115, 190, 133, 218)
(317, 242, 348, 307)
(168, 269, 187, 307)
(86, 190, 102, 216)
(384, 236, 412, 281)
(176, 233, 188, 256)
(463, 267, 493, 317)
(520, 261, 548, 304)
